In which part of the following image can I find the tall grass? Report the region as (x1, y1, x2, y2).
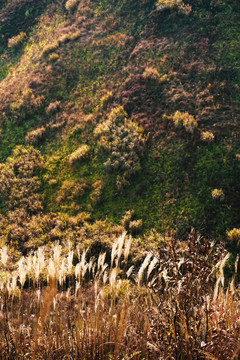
(0, 230, 239, 359)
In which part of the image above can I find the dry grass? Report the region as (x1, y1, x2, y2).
(0, 230, 240, 359)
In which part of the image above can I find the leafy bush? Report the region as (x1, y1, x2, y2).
(25, 127, 46, 144)
(68, 144, 90, 165)
(211, 188, 225, 201)
(94, 107, 146, 188)
(56, 179, 88, 204)
(128, 219, 143, 234)
(0, 230, 237, 360)
(143, 66, 161, 81)
(227, 228, 240, 243)
(164, 111, 198, 134)
(121, 210, 142, 234)
(8, 32, 27, 48)
(10, 89, 44, 118)
(0, 146, 44, 213)
(41, 42, 60, 57)
(100, 91, 113, 111)
(143, 67, 170, 83)
(46, 101, 61, 115)
(92, 33, 133, 48)
(41, 31, 81, 57)
(156, 0, 191, 15)
(235, 154, 240, 161)
(201, 130, 215, 143)
(49, 178, 57, 185)
(48, 53, 60, 62)
(90, 180, 104, 204)
(65, 0, 79, 11)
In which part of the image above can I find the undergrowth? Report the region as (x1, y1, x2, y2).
(0, 230, 239, 359)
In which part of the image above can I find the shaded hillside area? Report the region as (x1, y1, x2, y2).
(0, 0, 240, 254)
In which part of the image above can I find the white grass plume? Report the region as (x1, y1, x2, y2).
(213, 252, 230, 301)
(53, 243, 62, 265)
(0, 246, 8, 267)
(98, 252, 106, 271)
(109, 268, 117, 287)
(75, 249, 88, 281)
(124, 235, 132, 264)
(111, 231, 127, 268)
(67, 250, 74, 274)
(111, 238, 118, 268)
(126, 265, 134, 278)
(17, 257, 27, 288)
(147, 256, 158, 281)
(116, 231, 127, 267)
(137, 252, 152, 286)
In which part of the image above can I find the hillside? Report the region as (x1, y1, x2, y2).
(1, 1, 240, 359)
(0, 0, 239, 250)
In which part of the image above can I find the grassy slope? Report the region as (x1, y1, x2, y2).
(0, 0, 239, 247)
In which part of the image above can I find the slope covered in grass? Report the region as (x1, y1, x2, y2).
(0, 0, 239, 255)
(0, 2, 240, 359)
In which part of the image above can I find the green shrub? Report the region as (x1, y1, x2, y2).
(41, 42, 60, 57)
(143, 67, 170, 83)
(46, 101, 61, 115)
(129, 219, 143, 234)
(48, 53, 59, 62)
(156, 0, 191, 15)
(164, 111, 198, 134)
(100, 91, 113, 111)
(211, 188, 225, 201)
(227, 228, 240, 243)
(0, 146, 44, 213)
(68, 144, 90, 165)
(41, 31, 81, 57)
(235, 154, 240, 161)
(90, 180, 104, 204)
(143, 66, 160, 81)
(201, 131, 215, 143)
(56, 179, 88, 204)
(8, 32, 27, 48)
(65, 0, 79, 11)
(94, 107, 146, 188)
(10, 89, 44, 118)
(25, 127, 46, 145)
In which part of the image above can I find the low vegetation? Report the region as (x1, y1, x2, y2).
(0, 230, 239, 359)
(0, 0, 239, 357)
(68, 144, 90, 165)
(8, 32, 27, 48)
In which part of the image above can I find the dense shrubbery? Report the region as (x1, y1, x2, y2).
(8, 32, 27, 48)
(164, 111, 198, 134)
(156, 0, 191, 15)
(65, 0, 79, 11)
(211, 188, 225, 201)
(99, 91, 113, 111)
(143, 67, 169, 83)
(0, 0, 238, 240)
(94, 106, 146, 189)
(56, 179, 89, 204)
(0, 146, 43, 213)
(25, 126, 46, 144)
(0, 230, 239, 359)
(68, 144, 90, 165)
(0, 0, 239, 357)
(41, 31, 81, 58)
(201, 130, 215, 143)
(90, 179, 104, 204)
(46, 101, 61, 115)
(227, 228, 240, 243)
(10, 88, 44, 118)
